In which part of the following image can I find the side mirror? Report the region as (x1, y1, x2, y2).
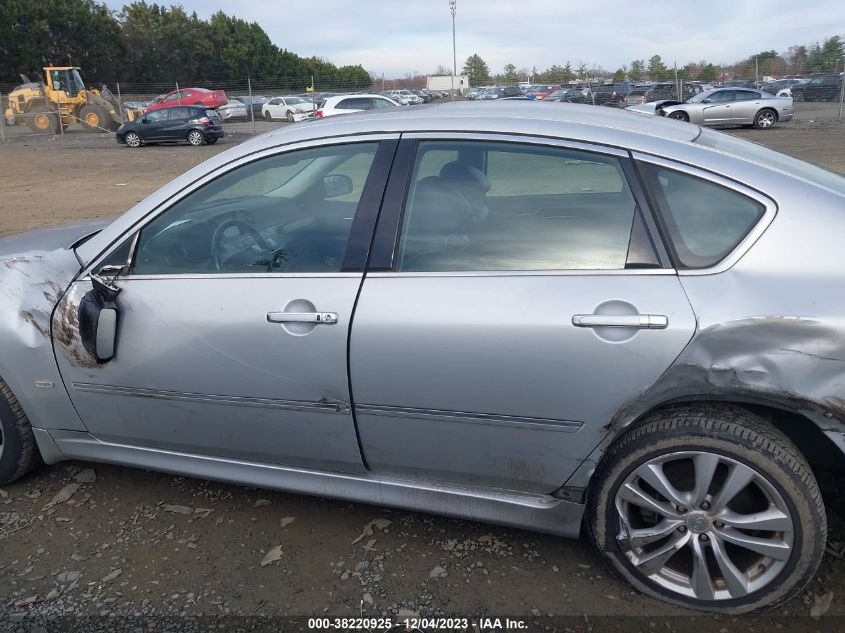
(322, 174, 353, 198)
(78, 290, 119, 362)
(701, 98, 711, 103)
(140, 117, 148, 124)
(94, 307, 118, 361)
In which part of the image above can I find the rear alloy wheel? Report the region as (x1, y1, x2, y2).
(124, 131, 141, 148)
(754, 109, 777, 129)
(187, 129, 205, 146)
(264, 111, 273, 121)
(668, 111, 689, 122)
(589, 405, 826, 613)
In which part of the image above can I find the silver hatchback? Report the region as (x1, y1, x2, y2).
(1, 102, 843, 613)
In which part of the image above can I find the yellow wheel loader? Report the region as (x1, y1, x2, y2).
(3, 66, 144, 133)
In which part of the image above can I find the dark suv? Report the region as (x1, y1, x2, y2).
(790, 75, 844, 102)
(590, 82, 633, 106)
(116, 106, 223, 148)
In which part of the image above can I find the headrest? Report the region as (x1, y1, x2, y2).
(439, 161, 492, 193)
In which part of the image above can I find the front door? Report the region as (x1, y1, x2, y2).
(700, 90, 735, 124)
(139, 109, 169, 141)
(350, 138, 697, 493)
(53, 139, 395, 472)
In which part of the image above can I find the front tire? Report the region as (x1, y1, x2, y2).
(0, 378, 40, 485)
(589, 405, 825, 614)
(668, 111, 689, 122)
(286, 110, 295, 122)
(79, 104, 109, 131)
(124, 131, 141, 148)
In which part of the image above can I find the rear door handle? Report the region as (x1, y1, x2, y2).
(267, 312, 338, 324)
(572, 314, 668, 329)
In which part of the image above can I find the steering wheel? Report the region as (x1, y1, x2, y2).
(211, 218, 273, 271)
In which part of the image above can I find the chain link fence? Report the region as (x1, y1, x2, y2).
(2, 73, 842, 145)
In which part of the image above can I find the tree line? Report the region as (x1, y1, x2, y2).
(458, 35, 844, 86)
(0, 0, 372, 89)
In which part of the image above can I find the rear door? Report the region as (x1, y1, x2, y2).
(164, 107, 191, 139)
(350, 136, 696, 493)
(730, 90, 764, 124)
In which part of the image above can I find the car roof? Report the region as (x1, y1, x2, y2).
(258, 101, 700, 146)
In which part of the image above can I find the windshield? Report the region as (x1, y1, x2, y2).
(286, 97, 306, 105)
(687, 89, 717, 103)
(695, 128, 845, 196)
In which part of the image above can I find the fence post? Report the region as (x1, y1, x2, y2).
(839, 73, 844, 120)
(248, 77, 255, 136)
(58, 90, 64, 142)
(0, 89, 7, 142)
(117, 82, 124, 124)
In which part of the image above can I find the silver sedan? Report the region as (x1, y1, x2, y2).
(627, 87, 794, 128)
(1, 102, 843, 614)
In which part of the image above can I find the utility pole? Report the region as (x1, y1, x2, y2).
(755, 57, 759, 85)
(449, 0, 457, 100)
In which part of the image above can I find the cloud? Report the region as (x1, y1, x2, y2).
(103, 0, 845, 76)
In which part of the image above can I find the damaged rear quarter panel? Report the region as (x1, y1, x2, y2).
(613, 177, 845, 447)
(0, 249, 88, 435)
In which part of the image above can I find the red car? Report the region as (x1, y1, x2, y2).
(145, 87, 228, 112)
(526, 84, 560, 100)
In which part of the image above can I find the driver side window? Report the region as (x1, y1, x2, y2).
(132, 142, 380, 275)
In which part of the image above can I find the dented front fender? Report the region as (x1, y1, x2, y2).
(0, 247, 88, 433)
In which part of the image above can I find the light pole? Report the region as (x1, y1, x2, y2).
(449, 0, 457, 101)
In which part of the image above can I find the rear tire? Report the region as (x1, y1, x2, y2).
(26, 103, 59, 134)
(0, 378, 41, 485)
(187, 129, 205, 146)
(588, 405, 825, 614)
(264, 111, 273, 121)
(754, 109, 777, 129)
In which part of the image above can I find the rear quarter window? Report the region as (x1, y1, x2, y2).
(640, 163, 765, 269)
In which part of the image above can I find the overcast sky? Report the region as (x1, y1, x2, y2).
(104, 1, 845, 76)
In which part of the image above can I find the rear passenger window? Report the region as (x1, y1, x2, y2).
(337, 98, 370, 110)
(396, 141, 646, 272)
(640, 164, 765, 269)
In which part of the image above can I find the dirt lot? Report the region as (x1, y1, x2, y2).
(1, 116, 845, 632)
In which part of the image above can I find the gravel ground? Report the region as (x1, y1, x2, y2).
(1, 111, 844, 632)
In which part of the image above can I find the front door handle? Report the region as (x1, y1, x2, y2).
(267, 312, 338, 325)
(572, 314, 668, 329)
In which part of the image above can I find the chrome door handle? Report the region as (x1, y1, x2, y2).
(267, 312, 338, 324)
(572, 314, 668, 329)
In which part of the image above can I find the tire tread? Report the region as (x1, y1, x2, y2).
(0, 377, 39, 483)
